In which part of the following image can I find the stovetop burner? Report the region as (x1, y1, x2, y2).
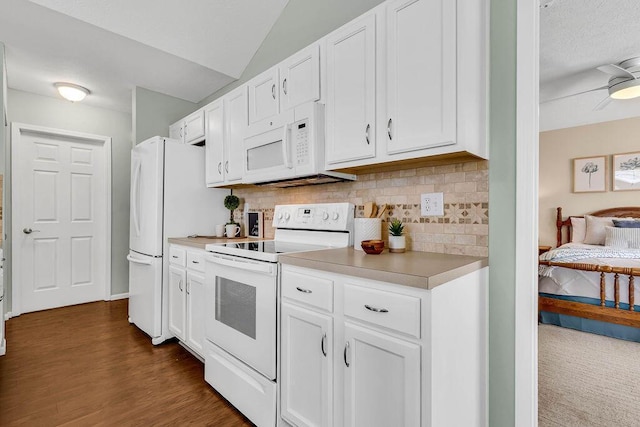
(220, 240, 330, 254)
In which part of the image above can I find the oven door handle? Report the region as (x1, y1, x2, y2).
(207, 254, 275, 274)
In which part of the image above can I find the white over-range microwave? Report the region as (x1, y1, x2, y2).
(243, 102, 355, 187)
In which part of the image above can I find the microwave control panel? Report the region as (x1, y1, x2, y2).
(293, 119, 310, 166)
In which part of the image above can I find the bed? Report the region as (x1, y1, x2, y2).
(538, 207, 640, 341)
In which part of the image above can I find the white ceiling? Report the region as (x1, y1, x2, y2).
(540, 0, 640, 131)
(0, 0, 288, 113)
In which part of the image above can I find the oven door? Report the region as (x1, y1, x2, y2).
(205, 253, 277, 380)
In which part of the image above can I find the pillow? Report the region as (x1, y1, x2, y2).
(612, 219, 640, 228)
(583, 215, 617, 245)
(570, 217, 586, 243)
(605, 226, 640, 249)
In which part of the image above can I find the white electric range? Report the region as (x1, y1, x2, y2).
(202, 203, 354, 427)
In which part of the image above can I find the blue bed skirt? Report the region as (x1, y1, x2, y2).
(539, 293, 640, 343)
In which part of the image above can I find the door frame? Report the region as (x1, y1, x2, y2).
(11, 122, 112, 316)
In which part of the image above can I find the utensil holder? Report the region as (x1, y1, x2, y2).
(354, 218, 382, 251)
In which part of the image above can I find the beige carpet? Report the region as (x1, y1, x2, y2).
(539, 324, 640, 426)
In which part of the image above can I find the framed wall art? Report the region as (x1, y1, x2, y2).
(612, 151, 640, 191)
(246, 212, 264, 238)
(573, 155, 607, 193)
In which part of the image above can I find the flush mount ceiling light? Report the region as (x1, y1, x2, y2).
(54, 82, 90, 102)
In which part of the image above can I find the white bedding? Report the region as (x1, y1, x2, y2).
(538, 243, 640, 304)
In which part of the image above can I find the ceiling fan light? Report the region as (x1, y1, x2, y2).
(55, 82, 90, 102)
(609, 79, 640, 100)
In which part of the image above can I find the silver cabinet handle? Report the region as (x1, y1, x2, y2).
(282, 78, 288, 95)
(23, 228, 40, 234)
(218, 162, 222, 174)
(191, 260, 200, 264)
(225, 161, 229, 173)
(172, 255, 178, 259)
(321, 333, 327, 357)
(186, 280, 190, 295)
(184, 123, 188, 136)
(178, 279, 183, 292)
(344, 342, 350, 367)
(387, 118, 393, 141)
(365, 304, 389, 313)
(365, 124, 371, 145)
(272, 84, 276, 99)
(179, 127, 183, 138)
(296, 286, 312, 294)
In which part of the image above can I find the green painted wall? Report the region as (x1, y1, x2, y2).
(488, 0, 517, 425)
(199, 0, 386, 106)
(133, 87, 197, 144)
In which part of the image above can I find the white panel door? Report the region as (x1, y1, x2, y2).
(186, 271, 205, 357)
(224, 86, 247, 182)
(168, 265, 186, 340)
(248, 66, 279, 125)
(281, 302, 333, 427)
(343, 322, 421, 427)
(280, 43, 321, 111)
(13, 127, 108, 313)
(130, 137, 164, 257)
(385, 0, 456, 154)
(325, 13, 377, 164)
(204, 100, 225, 186)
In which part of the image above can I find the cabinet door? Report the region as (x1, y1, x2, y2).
(168, 266, 186, 340)
(281, 302, 333, 427)
(186, 271, 206, 357)
(224, 87, 247, 182)
(280, 43, 320, 111)
(248, 67, 279, 125)
(204, 100, 225, 186)
(325, 13, 377, 165)
(184, 109, 205, 144)
(343, 322, 420, 427)
(385, 0, 456, 154)
(169, 121, 183, 142)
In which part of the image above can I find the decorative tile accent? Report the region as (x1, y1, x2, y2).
(232, 160, 489, 257)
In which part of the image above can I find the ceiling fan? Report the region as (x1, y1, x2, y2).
(542, 57, 640, 110)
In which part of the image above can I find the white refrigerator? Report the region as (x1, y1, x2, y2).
(128, 136, 228, 344)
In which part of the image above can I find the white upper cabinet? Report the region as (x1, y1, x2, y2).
(248, 66, 280, 125)
(204, 100, 225, 186)
(325, 13, 377, 165)
(385, 0, 456, 154)
(170, 109, 206, 144)
(248, 43, 321, 128)
(204, 86, 247, 187)
(280, 43, 321, 111)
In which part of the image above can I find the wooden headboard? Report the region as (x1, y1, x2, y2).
(555, 206, 640, 248)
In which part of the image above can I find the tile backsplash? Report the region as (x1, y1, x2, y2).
(234, 161, 488, 257)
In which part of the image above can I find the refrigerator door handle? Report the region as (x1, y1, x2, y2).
(132, 160, 142, 237)
(127, 254, 152, 266)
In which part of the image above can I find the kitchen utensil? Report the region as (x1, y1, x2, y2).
(361, 239, 385, 254)
(377, 204, 387, 218)
(363, 202, 375, 218)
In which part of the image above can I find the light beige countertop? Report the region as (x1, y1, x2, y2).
(280, 247, 488, 290)
(167, 236, 253, 250)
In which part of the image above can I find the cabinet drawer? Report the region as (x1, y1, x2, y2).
(169, 246, 186, 267)
(282, 269, 333, 312)
(344, 283, 420, 338)
(186, 251, 205, 272)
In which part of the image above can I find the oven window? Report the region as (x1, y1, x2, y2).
(215, 277, 256, 339)
(247, 140, 284, 171)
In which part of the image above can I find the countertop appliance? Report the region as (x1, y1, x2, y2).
(203, 202, 354, 426)
(128, 136, 227, 345)
(243, 102, 355, 187)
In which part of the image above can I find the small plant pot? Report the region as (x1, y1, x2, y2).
(388, 235, 406, 253)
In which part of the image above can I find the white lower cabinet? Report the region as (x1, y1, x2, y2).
(280, 263, 488, 427)
(168, 245, 206, 358)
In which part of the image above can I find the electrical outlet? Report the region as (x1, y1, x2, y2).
(421, 192, 444, 216)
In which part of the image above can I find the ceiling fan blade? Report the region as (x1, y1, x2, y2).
(597, 64, 636, 80)
(593, 96, 612, 111)
(540, 86, 608, 104)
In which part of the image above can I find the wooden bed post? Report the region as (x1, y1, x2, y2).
(630, 276, 635, 312)
(556, 207, 563, 248)
(600, 272, 606, 307)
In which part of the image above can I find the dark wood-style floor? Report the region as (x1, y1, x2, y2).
(0, 299, 253, 426)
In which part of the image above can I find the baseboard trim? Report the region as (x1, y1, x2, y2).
(110, 293, 129, 301)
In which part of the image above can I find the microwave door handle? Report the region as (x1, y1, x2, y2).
(282, 124, 293, 169)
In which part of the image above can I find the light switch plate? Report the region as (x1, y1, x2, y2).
(421, 192, 444, 216)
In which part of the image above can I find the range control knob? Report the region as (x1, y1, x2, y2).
(322, 211, 329, 220)
(277, 212, 283, 220)
(284, 212, 291, 221)
(332, 212, 340, 220)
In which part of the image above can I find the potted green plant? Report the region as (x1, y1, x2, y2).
(224, 195, 240, 237)
(388, 218, 406, 253)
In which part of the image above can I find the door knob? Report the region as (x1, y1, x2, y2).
(23, 228, 40, 234)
